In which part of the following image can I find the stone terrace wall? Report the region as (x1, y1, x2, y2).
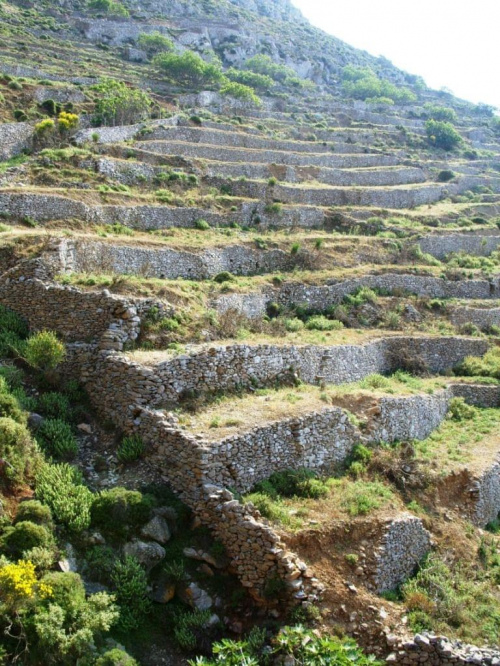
(134, 337, 489, 405)
(419, 233, 500, 259)
(139, 125, 369, 154)
(0, 122, 33, 160)
(0, 262, 171, 348)
(57, 239, 307, 280)
(389, 633, 500, 664)
(374, 516, 431, 594)
(450, 306, 500, 330)
(138, 139, 400, 169)
(216, 273, 500, 318)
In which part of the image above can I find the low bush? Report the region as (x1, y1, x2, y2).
(447, 397, 477, 421)
(254, 468, 328, 500)
(437, 169, 455, 182)
(305, 315, 344, 331)
(96, 649, 138, 666)
(189, 625, 381, 665)
(153, 51, 223, 88)
(91, 487, 153, 539)
(25, 331, 66, 373)
(36, 418, 78, 460)
(117, 434, 144, 464)
(36, 392, 71, 421)
(0, 521, 54, 558)
(456, 347, 500, 379)
(111, 556, 152, 631)
(0, 391, 25, 423)
(0, 417, 39, 488)
(15, 500, 53, 528)
(425, 119, 463, 150)
(36, 463, 93, 532)
(137, 32, 174, 57)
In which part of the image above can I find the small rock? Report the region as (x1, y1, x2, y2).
(123, 540, 165, 571)
(58, 543, 78, 573)
(141, 516, 171, 544)
(181, 583, 213, 611)
(151, 581, 175, 604)
(77, 423, 92, 434)
(28, 413, 44, 430)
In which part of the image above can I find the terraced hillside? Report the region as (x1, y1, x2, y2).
(1, 0, 500, 664)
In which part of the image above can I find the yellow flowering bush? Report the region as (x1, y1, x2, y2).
(0, 560, 52, 609)
(57, 111, 79, 132)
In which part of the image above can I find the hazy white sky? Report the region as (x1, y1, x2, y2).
(291, 0, 500, 109)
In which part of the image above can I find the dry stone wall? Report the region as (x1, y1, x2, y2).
(419, 233, 500, 259)
(0, 261, 171, 349)
(0, 122, 33, 160)
(53, 238, 307, 279)
(450, 306, 500, 330)
(374, 516, 431, 594)
(389, 633, 500, 664)
(216, 273, 500, 318)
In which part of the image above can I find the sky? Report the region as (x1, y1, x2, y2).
(291, 0, 500, 109)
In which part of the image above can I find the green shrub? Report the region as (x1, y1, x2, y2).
(447, 397, 477, 421)
(437, 169, 455, 182)
(33, 572, 118, 662)
(15, 500, 53, 527)
(189, 625, 381, 665)
(84, 545, 117, 585)
(112, 556, 152, 631)
(425, 119, 463, 150)
(305, 315, 344, 331)
(43, 571, 85, 612)
(36, 463, 93, 532)
(96, 649, 138, 666)
(456, 347, 500, 379)
(225, 68, 273, 91)
(0, 417, 39, 487)
(36, 419, 78, 460)
(117, 434, 145, 464)
(153, 51, 223, 87)
(424, 104, 458, 123)
(213, 271, 234, 283)
(284, 318, 304, 332)
(0, 391, 25, 423)
(195, 219, 210, 230)
(91, 487, 153, 539)
(92, 78, 152, 126)
(341, 65, 416, 104)
(343, 286, 378, 306)
(88, 0, 129, 17)
(254, 468, 328, 500)
(0, 304, 28, 337)
(36, 392, 71, 421)
(137, 32, 174, 56)
(0, 521, 54, 558)
(25, 330, 65, 372)
(220, 80, 261, 105)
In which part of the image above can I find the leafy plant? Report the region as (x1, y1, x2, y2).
(111, 556, 152, 631)
(25, 330, 66, 373)
(36, 419, 78, 460)
(36, 463, 93, 532)
(117, 434, 145, 463)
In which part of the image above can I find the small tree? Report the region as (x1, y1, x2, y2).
(88, 0, 129, 18)
(137, 32, 174, 57)
(425, 119, 463, 150)
(225, 68, 273, 91)
(153, 50, 223, 87)
(24, 331, 65, 373)
(220, 80, 261, 105)
(92, 79, 152, 126)
(423, 103, 458, 123)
